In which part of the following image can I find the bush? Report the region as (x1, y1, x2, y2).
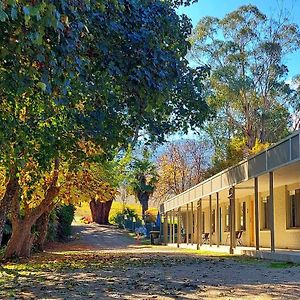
(47, 210, 58, 242)
(1, 219, 12, 246)
(144, 208, 158, 223)
(56, 204, 76, 240)
(111, 207, 141, 229)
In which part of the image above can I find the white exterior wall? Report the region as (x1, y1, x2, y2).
(178, 182, 300, 249)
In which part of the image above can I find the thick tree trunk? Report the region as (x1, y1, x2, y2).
(4, 159, 60, 259)
(0, 171, 19, 246)
(4, 219, 34, 258)
(4, 204, 56, 259)
(35, 210, 51, 252)
(90, 199, 113, 224)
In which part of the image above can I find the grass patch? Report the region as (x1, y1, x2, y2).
(168, 246, 231, 257)
(74, 201, 144, 223)
(268, 261, 298, 268)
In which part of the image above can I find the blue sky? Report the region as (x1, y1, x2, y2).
(177, 0, 300, 79)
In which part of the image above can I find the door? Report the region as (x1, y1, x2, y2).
(249, 199, 255, 246)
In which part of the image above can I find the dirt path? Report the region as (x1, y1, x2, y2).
(1, 224, 300, 299)
(70, 223, 136, 249)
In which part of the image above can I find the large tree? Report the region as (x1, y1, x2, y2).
(190, 5, 300, 156)
(153, 139, 209, 203)
(0, 0, 209, 258)
(88, 151, 131, 225)
(129, 150, 158, 217)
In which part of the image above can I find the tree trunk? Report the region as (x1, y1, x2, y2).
(35, 210, 51, 252)
(138, 192, 150, 218)
(90, 199, 113, 224)
(4, 219, 34, 258)
(0, 171, 19, 246)
(4, 159, 60, 259)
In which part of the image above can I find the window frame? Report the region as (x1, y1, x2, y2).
(261, 196, 270, 230)
(287, 189, 300, 229)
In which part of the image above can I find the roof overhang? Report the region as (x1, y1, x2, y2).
(160, 130, 300, 214)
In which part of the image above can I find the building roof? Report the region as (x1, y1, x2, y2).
(160, 130, 300, 214)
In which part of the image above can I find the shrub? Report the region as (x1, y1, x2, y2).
(47, 210, 58, 242)
(56, 204, 76, 240)
(111, 207, 141, 229)
(144, 208, 158, 223)
(1, 219, 12, 246)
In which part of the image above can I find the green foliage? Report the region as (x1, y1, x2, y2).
(110, 207, 141, 228)
(56, 204, 75, 241)
(205, 136, 270, 177)
(46, 210, 58, 242)
(0, 0, 210, 257)
(190, 4, 300, 174)
(129, 150, 158, 196)
(268, 261, 296, 269)
(127, 149, 158, 214)
(111, 211, 125, 228)
(0, 0, 209, 227)
(0, 0, 210, 177)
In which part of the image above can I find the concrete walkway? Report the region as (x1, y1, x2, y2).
(168, 243, 300, 263)
(69, 224, 300, 263)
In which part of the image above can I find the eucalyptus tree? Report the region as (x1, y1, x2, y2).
(0, 0, 210, 258)
(190, 5, 300, 153)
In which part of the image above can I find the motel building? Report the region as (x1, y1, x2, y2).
(159, 130, 300, 261)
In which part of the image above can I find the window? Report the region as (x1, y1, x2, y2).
(202, 212, 205, 233)
(288, 189, 300, 228)
(212, 209, 216, 233)
(225, 206, 230, 232)
(262, 196, 270, 230)
(240, 202, 246, 230)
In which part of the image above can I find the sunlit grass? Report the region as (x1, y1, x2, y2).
(268, 261, 299, 268)
(74, 201, 143, 223)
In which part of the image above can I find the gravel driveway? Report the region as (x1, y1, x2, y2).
(70, 223, 135, 249)
(1, 223, 300, 299)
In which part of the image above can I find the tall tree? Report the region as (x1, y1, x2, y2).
(0, 0, 209, 258)
(292, 75, 300, 130)
(129, 150, 158, 217)
(190, 5, 300, 153)
(88, 151, 131, 225)
(153, 139, 209, 203)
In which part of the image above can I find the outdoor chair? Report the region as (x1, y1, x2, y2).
(236, 230, 243, 246)
(202, 232, 210, 244)
(225, 230, 243, 246)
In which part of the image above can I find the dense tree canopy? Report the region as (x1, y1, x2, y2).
(0, 0, 209, 258)
(190, 5, 300, 171)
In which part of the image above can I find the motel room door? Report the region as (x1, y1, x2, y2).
(249, 199, 255, 246)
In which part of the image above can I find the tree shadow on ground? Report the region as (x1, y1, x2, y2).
(1, 251, 300, 299)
